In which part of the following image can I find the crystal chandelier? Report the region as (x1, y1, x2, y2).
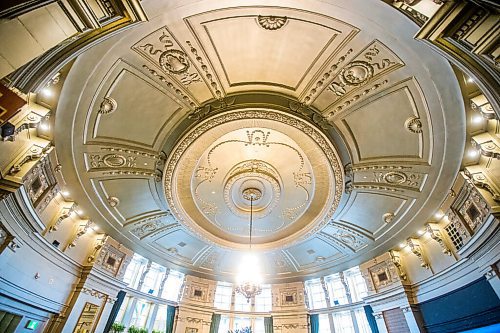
(235, 188, 263, 302)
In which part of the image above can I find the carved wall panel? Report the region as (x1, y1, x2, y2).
(86, 61, 185, 150)
(336, 191, 408, 237)
(96, 178, 166, 226)
(339, 80, 427, 163)
(184, 7, 359, 98)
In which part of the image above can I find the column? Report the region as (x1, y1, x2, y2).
(122, 298, 138, 329)
(401, 305, 426, 333)
(157, 268, 170, 297)
(373, 312, 388, 333)
(319, 277, 335, 333)
(146, 303, 159, 333)
(485, 267, 500, 299)
(340, 272, 360, 333)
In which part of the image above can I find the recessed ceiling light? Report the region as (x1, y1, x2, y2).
(211, 191, 216, 194)
(399, 243, 407, 249)
(76, 209, 83, 215)
(417, 229, 425, 236)
(39, 123, 49, 131)
(467, 77, 474, 83)
(434, 212, 444, 219)
(472, 115, 483, 124)
(468, 149, 479, 158)
(41, 87, 53, 98)
(61, 190, 69, 196)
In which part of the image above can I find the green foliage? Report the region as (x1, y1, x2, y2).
(127, 326, 148, 333)
(111, 322, 125, 333)
(228, 327, 252, 333)
(152, 330, 165, 333)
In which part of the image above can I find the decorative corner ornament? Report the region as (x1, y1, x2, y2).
(98, 97, 117, 114)
(257, 15, 288, 30)
(383, 212, 395, 223)
(405, 116, 423, 133)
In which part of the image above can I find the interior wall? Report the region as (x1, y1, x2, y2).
(419, 277, 500, 333)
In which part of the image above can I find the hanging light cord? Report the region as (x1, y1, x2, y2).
(249, 196, 254, 250)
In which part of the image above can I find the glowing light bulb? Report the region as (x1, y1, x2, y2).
(468, 149, 479, 158)
(434, 212, 444, 219)
(41, 88, 53, 98)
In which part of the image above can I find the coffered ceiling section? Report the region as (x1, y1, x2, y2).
(55, 0, 465, 282)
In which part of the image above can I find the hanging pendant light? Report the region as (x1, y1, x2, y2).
(235, 188, 263, 303)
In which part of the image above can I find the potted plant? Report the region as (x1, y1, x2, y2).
(111, 323, 125, 333)
(127, 326, 139, 333)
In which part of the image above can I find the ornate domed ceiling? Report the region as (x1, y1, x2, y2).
(54, 0, 465, 282)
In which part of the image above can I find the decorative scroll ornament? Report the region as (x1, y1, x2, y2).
(389, 249, 407, 280)
(257, 15, 288, 30)
(425, 223, 452, 256)
(406, 238, 430, 269)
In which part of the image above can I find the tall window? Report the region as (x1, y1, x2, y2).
(129, 299, 151, 328)
(254, 318, 265, 333)
(332, 311, 355, 333)
(161, 270, 185, 301)
(305, 279, 327, 309)
(152, 305, 168, 331)
(218, 316, 230, 333)
(214, 282, 233, 310)
(354, 308, 371, 333)
(114, 296, 131, 324)
(123, 254, 148, 289)
(233, 317, 251, 331)
(255, 285, 272, 312)
(325, 274, 348, 305)
(140, 263, 165, 296)
(318, 314, 331, 333)
(234, 292, 252, 312)
(344, 267, 368, 302)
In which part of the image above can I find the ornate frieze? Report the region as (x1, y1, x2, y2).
(133, 27, 202, 88)
(81, 287, 115, 304)
(320, 40, 404, 112)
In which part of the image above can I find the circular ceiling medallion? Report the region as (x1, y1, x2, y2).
(163, 108, 344, 250)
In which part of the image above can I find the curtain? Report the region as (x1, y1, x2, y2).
(364, 305, 379, 333)
(264, 316, 273, 333)
(166, 305, 176, 333)
(310, 314, 319, 333)
(208, 313, 221, 333)
(104, 290, 126, 332)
